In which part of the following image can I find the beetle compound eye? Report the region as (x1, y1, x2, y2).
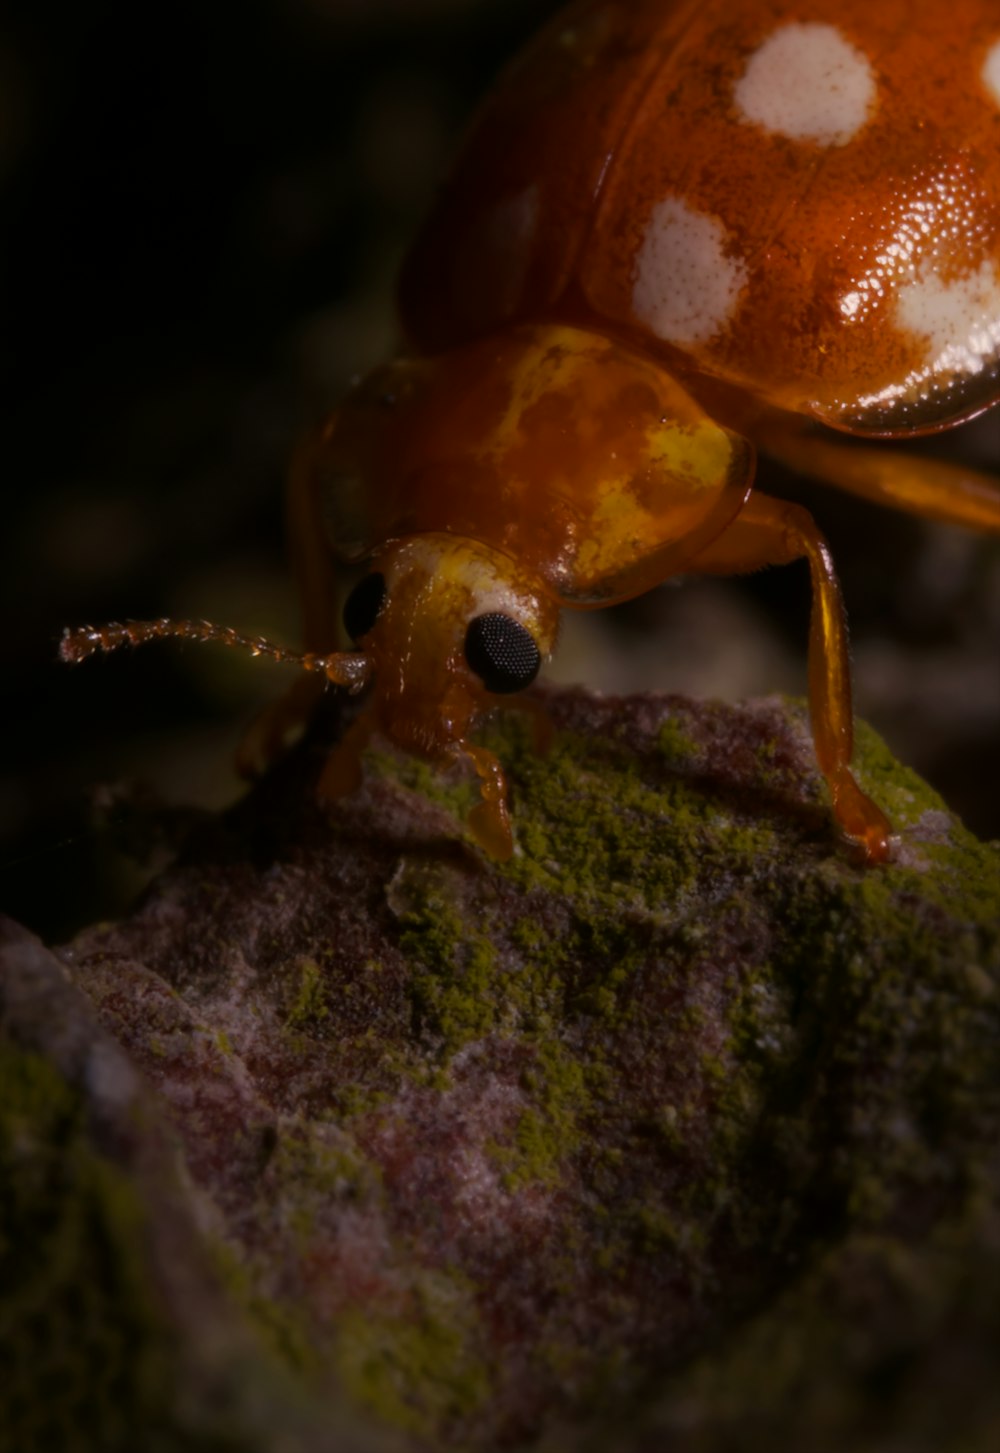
(343, 572, 387, 642)
(464, 613, 541, 694)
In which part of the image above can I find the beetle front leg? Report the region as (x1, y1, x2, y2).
(317, 710, 376, 806)
(236, 673, 329, 779)
(463, 743, 514, 861)
(691, 492, 892, 864)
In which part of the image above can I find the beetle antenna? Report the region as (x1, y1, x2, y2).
(59, 619, 370, 689)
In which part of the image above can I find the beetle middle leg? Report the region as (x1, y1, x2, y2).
(690, 493, 892, 863)
(759, 422, 1000, 533)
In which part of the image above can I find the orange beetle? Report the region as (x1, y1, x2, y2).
(63, 0, 1000, 863)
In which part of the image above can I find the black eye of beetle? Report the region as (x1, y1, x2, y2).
(464, 613, 541, 694)
(343, 572, 387, 642)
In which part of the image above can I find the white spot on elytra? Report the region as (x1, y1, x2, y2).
(897, 259, 1000, 376)
(851, 258, 1000, 415)
(734, 23, 876, 146)
(983, 39, 1000, 106)
(835, 158, 988, 332)
(632, 197, 747, 347)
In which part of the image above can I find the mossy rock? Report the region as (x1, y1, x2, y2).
(3, 689, 999, 1451)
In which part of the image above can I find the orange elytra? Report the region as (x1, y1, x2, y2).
(63, 0, 1000, 864)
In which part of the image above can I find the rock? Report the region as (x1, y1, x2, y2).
(3, 688, 999, 1451)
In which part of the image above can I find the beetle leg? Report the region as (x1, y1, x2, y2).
(235, 673, 328, 779)
(235, 649, 371, 779)
(760, 423, 1000, 533)
(691, 492, 892, 863)
(317, 710, 376, 806)
(463, 744, 514, 861)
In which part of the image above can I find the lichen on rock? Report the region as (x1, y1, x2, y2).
(3, 687, 999, 1451)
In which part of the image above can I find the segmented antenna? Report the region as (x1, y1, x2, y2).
(59, 619, 370, 689)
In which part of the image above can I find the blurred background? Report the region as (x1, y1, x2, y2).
(2, 0, 998, 942)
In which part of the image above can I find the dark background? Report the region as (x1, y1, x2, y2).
(2, 0, 998, 941)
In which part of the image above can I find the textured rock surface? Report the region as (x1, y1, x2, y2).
(3, 687, 999, 1451)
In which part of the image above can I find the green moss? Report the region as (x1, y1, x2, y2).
(415, 935, 504, 1052)
(367, 705, 795, 923)
(44, 697, 996, 1448)
(387, 832, 638, 1197)
(499, 1040, 595, 1191)
(208, 1233, 323, 1386)
(277, 1131, 373, 1211)
(511, 916, 547, 954)
(0, 1045, 172, 1452)
(508, 716, 792, 915)
(285, 958, 329, 1032)
(656, 715, 699, 764)
(334, 1271, 490, 1441)
(501, 735, 707, 906)
(399, 889, 502, 1055)
(851, 716, 950, 829)
(660, 1215, 1000, 1449)
(369, 746, 477, 822)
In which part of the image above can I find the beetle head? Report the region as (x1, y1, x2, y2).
(341, 532, 558, 761)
